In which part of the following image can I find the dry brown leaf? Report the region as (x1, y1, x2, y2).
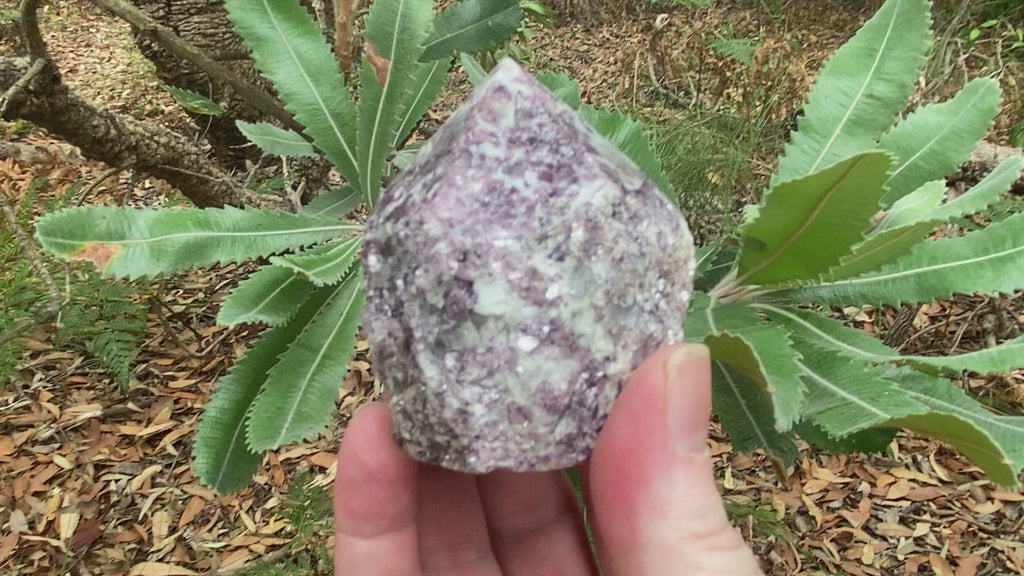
(130, 464, 163, 492)
(71, 518, 103, 549)
(885, 479, 912, 500)
(177, 496, 206, 530)
(307, 451, 336, 469)
(875, 522, 914, 538)
(128, 562, 197, 576)
(929, 552, 955, 576)
(955, 554, 984, 576)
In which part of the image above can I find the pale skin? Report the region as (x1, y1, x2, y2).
(334, 343, 765, 575)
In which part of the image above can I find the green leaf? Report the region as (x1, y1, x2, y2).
(162, 85, 222, 115)
(391, 141, 425, 172)
(795, 420, 897, 453)
(737, 152, 892, 286)
(685, 292, 765, 340)
(247, 269, 365, 451)
(357, 0, 434, 206)
(271, 235, 362, 286)
(688, 296, 806, 431)
(217, 265, 315, 327)
(756, 304, 1024, 375)
(225, 0, 360, 187)
(193, 283, 341, 494)
(823, 220, 937, 281)
(693, 243, 739, 292)
(927, 156, 1024, 221)
(394, 58, 450, 151)
(774, 211, 1024, 305)
(577, 105, 674, 196)
(460, 52, 488, 85)
(706, 37, 756, 65)
(420, 0, 521, 61)
(706, 329, 806, 431)
(885, 367, 1024, 487)
(302, 185, 362, 219)
(710, 359, 801, 464)
(772, 0, 931, 186)
(832, 158, 1021, 281)
(795, 345, 928, 437)
(876, 180, 946, 231)
(237, 121, 316, 158)
(879, 78, 1002, 206)
(536, 71, 582, 109)
(35, 206, 358, 279)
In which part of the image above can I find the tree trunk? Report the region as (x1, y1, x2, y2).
(126, 0, 274, 165)
(1, 56, 287, 210)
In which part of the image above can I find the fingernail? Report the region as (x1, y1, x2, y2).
(666, 344, 711, 455)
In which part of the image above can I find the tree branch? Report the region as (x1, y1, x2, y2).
(1, 56, 290, 210)
(20, 0, 47, 59)
(0, 57, 45, 117)
(334, 0, 355, 75)
(87, 0, 309, 139)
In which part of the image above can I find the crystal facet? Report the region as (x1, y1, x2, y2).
(362, 59, 696, 473)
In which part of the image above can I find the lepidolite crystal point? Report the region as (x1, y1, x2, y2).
(362, 58, 696, 473)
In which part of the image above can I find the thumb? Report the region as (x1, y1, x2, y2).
(587, 343, 763, 575)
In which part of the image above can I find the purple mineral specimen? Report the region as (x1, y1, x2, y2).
(361, 59, 695, 473)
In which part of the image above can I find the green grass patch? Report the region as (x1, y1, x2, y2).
(654, 109, 778, 244)
(239, 470, 335, 576)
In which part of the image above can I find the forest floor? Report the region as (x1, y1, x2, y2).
(1, 0, 1023, 575)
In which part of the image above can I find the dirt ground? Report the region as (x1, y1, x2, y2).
(1, 0, 1023, 574)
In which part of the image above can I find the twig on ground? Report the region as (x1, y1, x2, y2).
(74, 167, 121, 206)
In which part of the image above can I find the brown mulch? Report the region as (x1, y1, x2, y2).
(2, 1, 1023, 575)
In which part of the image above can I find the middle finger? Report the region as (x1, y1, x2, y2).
(418, 465, 503, 576)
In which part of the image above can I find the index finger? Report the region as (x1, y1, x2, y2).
(334, 402, 421, 576)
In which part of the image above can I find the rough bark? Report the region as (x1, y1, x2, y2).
(122, 0, 337, 163)
(125, 0, 273, 164)
(1, 56, 289, 210)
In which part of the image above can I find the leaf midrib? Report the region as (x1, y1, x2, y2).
(830, 222, 934, 277)
(268, 283, 359, 447)
(365, 0, 412, 206)
(808, 242, 1024, 289)
(806, 0, 902, 175)
(394, 59, 446, 148)
(754, 304, 888, 361)
(241, 275, 305, 322)
(37, 223, 358, 248)
(422, 5, 518, 53)
(886, 82, 992, 184)
(797, 359, 894, 432)
(260, 0, 358, 172)
(715, 359, 774, 451)
(739, 156, 867, 285)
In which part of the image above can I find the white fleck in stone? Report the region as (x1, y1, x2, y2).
(517, 334, 540, 352)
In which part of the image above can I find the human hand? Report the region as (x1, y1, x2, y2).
(333, 343, 764, 575)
